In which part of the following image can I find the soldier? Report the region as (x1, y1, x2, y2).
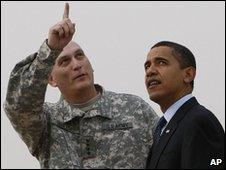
(4, 3, 158, 169)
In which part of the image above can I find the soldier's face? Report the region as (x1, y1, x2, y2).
(49, 42, 94, 94)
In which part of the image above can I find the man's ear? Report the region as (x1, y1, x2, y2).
(183, 67, 196, 84)
(48, 74, 58, 87)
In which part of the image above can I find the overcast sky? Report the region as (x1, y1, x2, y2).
(1, 1, 225, 169)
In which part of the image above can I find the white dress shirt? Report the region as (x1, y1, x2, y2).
(161, 94, 193, 135)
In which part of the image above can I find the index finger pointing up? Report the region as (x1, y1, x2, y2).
(63, 3, 69, 19)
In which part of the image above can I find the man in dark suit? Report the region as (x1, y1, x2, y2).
(144, 41, 224, 169)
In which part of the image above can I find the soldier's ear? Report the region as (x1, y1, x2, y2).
(48, 74, 58, 87)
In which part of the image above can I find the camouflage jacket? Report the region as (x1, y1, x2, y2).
(4, 41, 159, 169)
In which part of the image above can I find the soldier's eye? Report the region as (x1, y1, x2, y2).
(59, 58, 70, 66)
(75, 52, 85, 60)
(77, 52, 84, 56)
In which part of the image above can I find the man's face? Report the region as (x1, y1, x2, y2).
(49, 42, 94, 94)
(144, 46, 187, 104)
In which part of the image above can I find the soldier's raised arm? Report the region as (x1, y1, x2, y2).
(4, 3, 75, 157)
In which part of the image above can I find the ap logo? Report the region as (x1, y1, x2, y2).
(210, 159, 222, 166)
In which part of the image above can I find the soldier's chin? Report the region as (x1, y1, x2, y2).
(74, 81, 91, 90)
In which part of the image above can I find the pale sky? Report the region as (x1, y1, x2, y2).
(1, 1, 225, 169)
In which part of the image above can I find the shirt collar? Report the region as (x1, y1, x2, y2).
(164, 94, 193, 123)
(57, 84, 112, 123)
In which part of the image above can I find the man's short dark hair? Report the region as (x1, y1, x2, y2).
(151, 41, 196, 88)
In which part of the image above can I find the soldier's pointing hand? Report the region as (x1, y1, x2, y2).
(48, 3, 75, 50)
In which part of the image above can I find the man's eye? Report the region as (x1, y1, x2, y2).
(59, 59, 69, 66)
(77, 52, 83, 56)
(159, 61, 166, 65)
(145, 65, 150, 70)
(76, 53, 85, 60)
(63, 59, 69, 63)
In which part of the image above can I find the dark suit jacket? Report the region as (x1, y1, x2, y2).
(146, 97, 225, 169)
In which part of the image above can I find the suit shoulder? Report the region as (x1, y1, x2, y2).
(186, 104, 224, 133)
(189, 104, 220, 122)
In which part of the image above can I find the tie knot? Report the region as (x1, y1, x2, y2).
(159, 116, 167, 128)
(154, 116, 167, 144)
(157, 116, 167, 129)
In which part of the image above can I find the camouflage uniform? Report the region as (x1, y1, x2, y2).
(4, 41, 159, 169)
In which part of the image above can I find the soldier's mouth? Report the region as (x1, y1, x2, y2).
(73, 73, 87, 80)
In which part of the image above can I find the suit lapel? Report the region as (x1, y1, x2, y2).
(150, 97, 199, 168)
(150, 121, 177, 168)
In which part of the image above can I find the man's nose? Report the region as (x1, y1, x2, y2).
(71, 58, 82, 71)
(146, 65, 158, 77)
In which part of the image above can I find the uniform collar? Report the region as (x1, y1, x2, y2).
(57, 84, 112, 123)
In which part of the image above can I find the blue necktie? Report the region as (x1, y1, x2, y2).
(154, 116, 167, 144)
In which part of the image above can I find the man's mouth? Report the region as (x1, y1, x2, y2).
(73, 73, 87, 80)
(147, 79, 161, 89)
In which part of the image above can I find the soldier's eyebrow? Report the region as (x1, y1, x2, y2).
(74, 49, 84, 56)
(57, 55, 70, 64)
(59, 55, 70, 60)
(56, 49, 85, 64)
